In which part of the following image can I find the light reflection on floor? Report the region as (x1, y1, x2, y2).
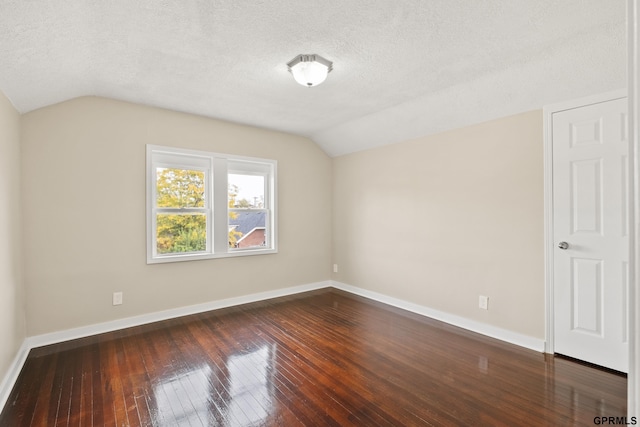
(155, 344, 276, 426)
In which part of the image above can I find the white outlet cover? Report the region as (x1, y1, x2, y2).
(479, 295, 489, 310)
(113, 292, 123, 306)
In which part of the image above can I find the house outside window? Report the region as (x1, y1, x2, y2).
(146, 145, 277, 263)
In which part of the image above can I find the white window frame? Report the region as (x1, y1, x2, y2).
(146, 145, 277, 264)
(228, 161, 272, 252)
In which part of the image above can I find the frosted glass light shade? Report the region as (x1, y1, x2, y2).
(287, 54, 333, 87)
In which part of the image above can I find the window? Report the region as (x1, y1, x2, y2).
(147, 145, 277, 263)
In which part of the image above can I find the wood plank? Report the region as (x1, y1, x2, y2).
(0, 288, 627, 426)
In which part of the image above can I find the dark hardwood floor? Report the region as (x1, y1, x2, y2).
(0, 288, 627, 426)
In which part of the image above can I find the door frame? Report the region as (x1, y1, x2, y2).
(628, 0, 639, 414)
(543, 89, 628, 356)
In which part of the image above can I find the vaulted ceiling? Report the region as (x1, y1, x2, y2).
(0, 0, 627, 156)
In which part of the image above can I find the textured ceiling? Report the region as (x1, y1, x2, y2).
(0, 0, 627, 156)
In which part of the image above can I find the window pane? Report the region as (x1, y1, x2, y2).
(156, 168, 205, 208)
(147, 145, 276, 263)
(156, 213, 207, 254)
(228, 174, 264, 208)
(228, 210, 267, 249)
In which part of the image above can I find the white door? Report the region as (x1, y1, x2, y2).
(552, 96, 628, 373)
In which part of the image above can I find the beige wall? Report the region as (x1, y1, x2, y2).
(332, 110, 545, 339)
(17, 98, 544, 341)
(21, 97, 332, 336)
(0, 91, 25, 380)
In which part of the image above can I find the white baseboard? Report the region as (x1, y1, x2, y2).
(0, 280, 331, 411)
(2, 279, 546, 412)
(331, 281, 546, 352)
(0, 340, 30, 413)
(26, 281, 331, 349)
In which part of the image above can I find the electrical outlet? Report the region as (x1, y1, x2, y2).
(479, 295, 489, 310)
(113, 291, 123, 306)
(333, 264, 338, 273)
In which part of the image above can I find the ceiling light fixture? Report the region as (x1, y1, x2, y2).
(287, 54, 333, 87)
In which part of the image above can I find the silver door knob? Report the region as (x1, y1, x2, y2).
(558, 242, 569, 250)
